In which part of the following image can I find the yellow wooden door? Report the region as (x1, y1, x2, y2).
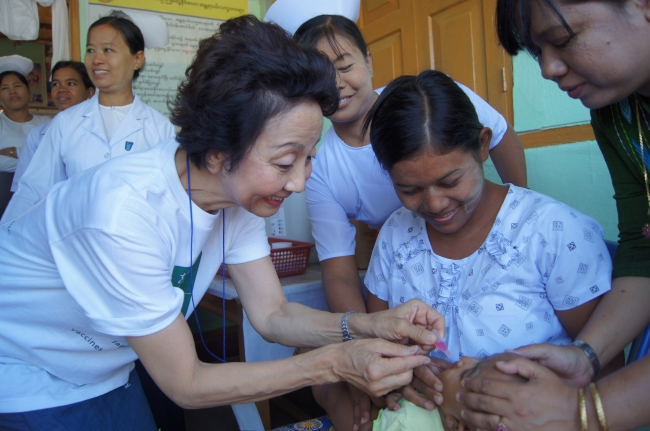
(358, 0, 513, 122)
(357, 0, 419, 89)
(414, 0, 513, 121)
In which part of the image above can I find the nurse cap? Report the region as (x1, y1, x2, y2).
(108, 9, 169, 48)
(263, 0, 360, 35)
(0, 55, 34, 77)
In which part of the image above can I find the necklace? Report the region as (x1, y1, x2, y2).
(635, 97, 650, 239)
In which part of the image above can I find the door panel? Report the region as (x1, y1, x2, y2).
(359, 0, 417, 89)
(414, 0, 513, 122)
(428, 0, 488, 97)
(359, 0, 513, 122)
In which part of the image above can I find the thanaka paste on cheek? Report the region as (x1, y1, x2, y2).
(462, 167, 484, 214)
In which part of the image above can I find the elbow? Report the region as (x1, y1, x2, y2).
(167, 389, 212, 410)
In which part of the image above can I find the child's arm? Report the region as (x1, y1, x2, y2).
(555, 298, 600, 339)
(367, 292, 389, 314)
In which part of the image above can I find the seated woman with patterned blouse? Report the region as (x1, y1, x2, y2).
(355, 71, 621, 428)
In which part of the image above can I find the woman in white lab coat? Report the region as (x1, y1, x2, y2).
(0, 56, 51, 173)
(2, 13, 174, 223)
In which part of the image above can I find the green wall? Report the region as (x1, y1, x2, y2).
(512, 53, 591, 132)
(484, 142, 618, 241)
(503, 54, 618, 242)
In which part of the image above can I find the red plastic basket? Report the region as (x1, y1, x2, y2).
(218, 238, 315, 278)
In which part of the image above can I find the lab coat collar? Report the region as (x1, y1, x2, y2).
(81, 92, 147, 147)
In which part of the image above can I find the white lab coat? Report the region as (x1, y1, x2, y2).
(2, 92, 175, 222)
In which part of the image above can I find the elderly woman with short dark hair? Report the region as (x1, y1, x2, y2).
(0, 16, 444, 430)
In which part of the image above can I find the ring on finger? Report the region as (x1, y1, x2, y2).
(495, 417, 508, 431)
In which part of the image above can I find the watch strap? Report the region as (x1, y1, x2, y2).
(572, 339, 601, 378)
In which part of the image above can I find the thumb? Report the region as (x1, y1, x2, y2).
(495, 357, 545, 380)
(398, 323, 438, 349)
(514, 343, 552, 361)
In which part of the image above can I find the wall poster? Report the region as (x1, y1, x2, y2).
(88, 4, 227, 117)
(88, 0, 247, 20)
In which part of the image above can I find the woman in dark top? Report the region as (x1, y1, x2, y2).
(455, 0, 650, 430)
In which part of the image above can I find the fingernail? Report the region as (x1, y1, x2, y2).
(353, 425, 358, 431)
(461, 379, 467, 388)
(461, 410, 467, 419)
(456, 392, 462, 402)
(434, 395, 443, 405)
(425, 401, 435, 410)
(408, 345, 419, 353)
(434, 383, 443, 391)
(427, 332, 436, 343)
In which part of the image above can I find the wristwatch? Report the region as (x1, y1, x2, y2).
(572, 339, 601, 378)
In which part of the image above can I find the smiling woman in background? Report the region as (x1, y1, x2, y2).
(2, 12, 174, 223)
(0, 55, 50, 173)
(11, 61, 95, 190)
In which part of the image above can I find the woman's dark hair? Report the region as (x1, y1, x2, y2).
(362, 70, 484, 172)
(51, 61, 95, 91)
(170, 15, 339, 171)
(496, 0, 624, 57)
(88, 13, 145, 80)
(0, 71, 29, 88)
(294, 15, 368, 59)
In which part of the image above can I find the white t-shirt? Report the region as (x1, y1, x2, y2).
(306, 83, 508, 261)
(0, 138, 270, 413)
(0, 112, 50, 172)
(365, 185, 612, 361)
(11, 120, 52, 191)
(2, 93, 175, 223)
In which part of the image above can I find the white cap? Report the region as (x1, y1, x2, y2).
(263, 0, 360, 35)
(109, 9, 169, 48)
(0, 55, 34, 77)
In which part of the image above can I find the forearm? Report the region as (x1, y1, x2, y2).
(321, 255, 367, 313)
(0, 147, 18, 158)
(262, 301, 349, 347)
(261, 300, 396, 348)
(585, 355, 650, 431)
(130, 314, 340, 408)
(182, 345, 341, 408)
(578, 276, 650, 367)
(489, 125, 527, 187)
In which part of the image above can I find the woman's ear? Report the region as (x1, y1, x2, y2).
(205, 150, 227, 174)
(478, 127, 493, 162)
(133, 51, 145, 72)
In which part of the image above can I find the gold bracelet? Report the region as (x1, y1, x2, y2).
(579, 388, 588, 431)
(589, 382, 608, 431)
